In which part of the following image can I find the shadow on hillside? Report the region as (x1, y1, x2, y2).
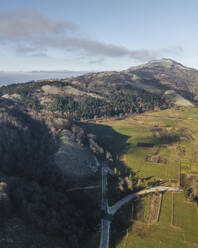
(79, 121, 130, 158)
(0, 98, 57, 182)
(0, 99, 103, 248)
(141, 134, 180, 145)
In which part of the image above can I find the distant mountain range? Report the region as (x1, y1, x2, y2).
(0, 70, 89, 86)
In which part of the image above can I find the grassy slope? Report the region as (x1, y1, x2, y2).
(83, 107, 198, 248)
(98, 107, 198, 181)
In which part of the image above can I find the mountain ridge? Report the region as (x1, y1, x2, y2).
(0, 58, 197, 121)
(124, 58, 198, 96)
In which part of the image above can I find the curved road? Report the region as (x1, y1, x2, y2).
(108, 186, 180, 216)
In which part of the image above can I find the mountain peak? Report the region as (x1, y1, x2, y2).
(124, 58, 191, 73)
(147, 58, 184, 67)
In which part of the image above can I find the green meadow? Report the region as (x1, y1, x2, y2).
(114, 192, 198, 248)
(86, 107, 198, 182)
(83, 107, 198, 248)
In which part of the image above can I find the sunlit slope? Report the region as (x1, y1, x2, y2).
(83, 107, 198, 248)
(99, 107, 198, 182)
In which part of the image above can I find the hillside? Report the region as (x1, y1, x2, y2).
(0, 97, 102, 248)
(125, 59, 198, 95)
(125, 58, 198, 103)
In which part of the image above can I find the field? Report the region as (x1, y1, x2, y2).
(84, 107, 198, 182)
(82, 107, 198, 247)
(114, 192, 198, 248)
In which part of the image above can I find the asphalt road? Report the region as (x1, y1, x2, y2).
(99, 160, 111, 248)
(99, 219, 111, 248)
(108, 186, 180, 216)
(101, 160, 109, 213)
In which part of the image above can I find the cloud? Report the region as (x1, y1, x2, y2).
(0, 9, 77, 41)
(15, 45, 42, 54)
(0, 9, 182, 62)
(42, 37, 182, 61)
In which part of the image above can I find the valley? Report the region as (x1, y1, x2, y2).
(1, 0, 198, 247)
(0, 59, 198, 248)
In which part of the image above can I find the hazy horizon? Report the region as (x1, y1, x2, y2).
(0, 57, 197, 86)
(0, 70, 87, 86)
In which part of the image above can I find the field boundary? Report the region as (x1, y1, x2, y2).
(157, 193, 163, 222)
(171, 192, 175, 226)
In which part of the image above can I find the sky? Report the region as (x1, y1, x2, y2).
(0, 0, 198, 71)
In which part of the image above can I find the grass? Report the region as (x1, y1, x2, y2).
(114, 192, 198, 248)
(174, 193, 198, 243)
(90, 107, 198, 182)
(82, 107, 198, 248)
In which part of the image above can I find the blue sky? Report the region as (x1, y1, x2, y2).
(0, 0, 198, 71)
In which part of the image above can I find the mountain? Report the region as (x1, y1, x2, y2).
(125, 58, 198, 102)
(0, 59, 197, 122)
